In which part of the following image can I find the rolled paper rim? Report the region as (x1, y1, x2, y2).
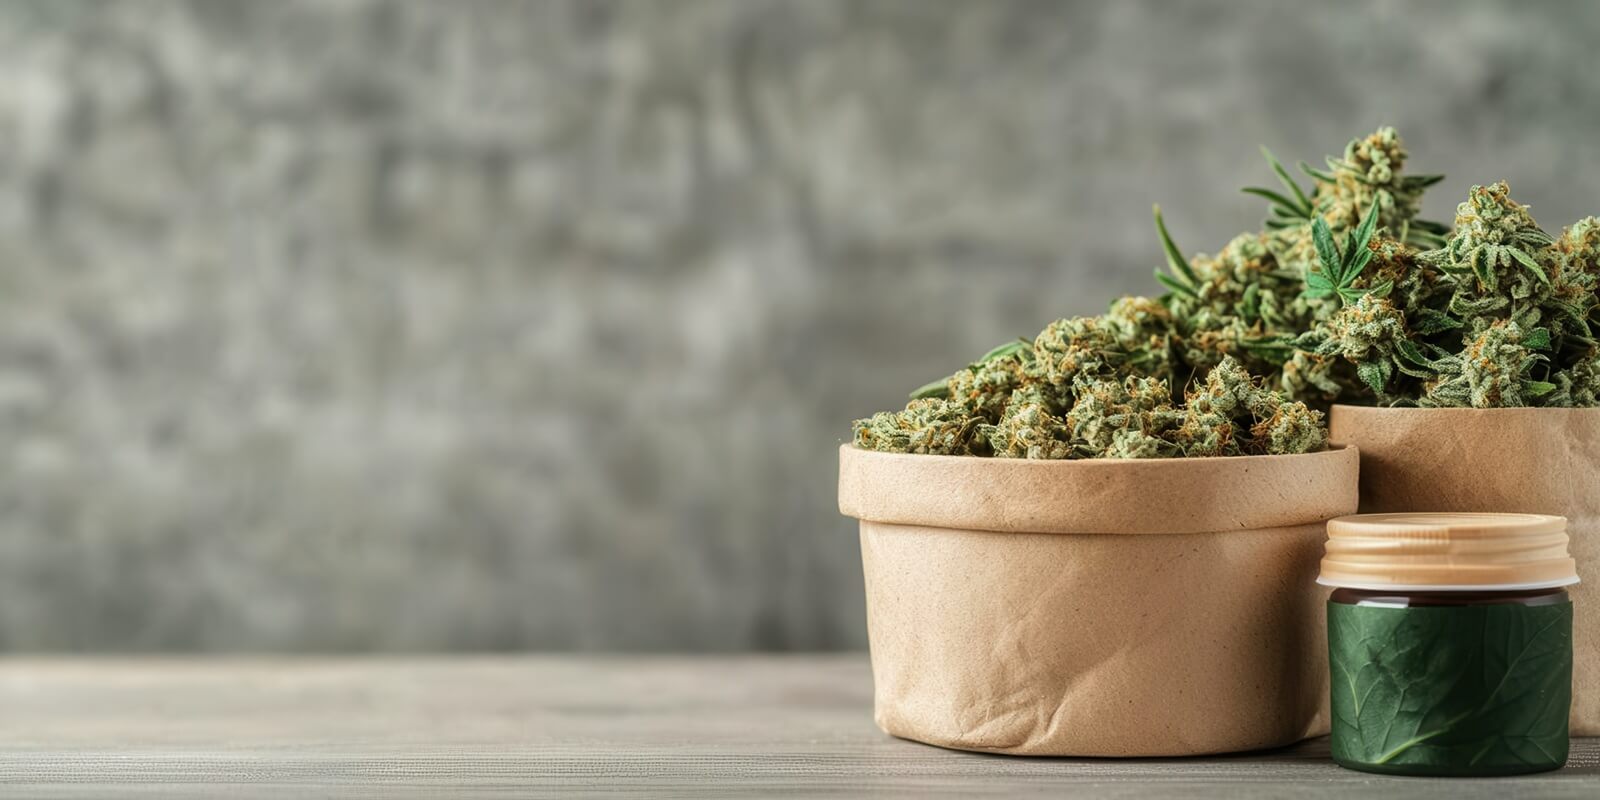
(1329, 403, 1600, 417)
(838, 443, 1360, 535)
(1319, 512, 1581, 590)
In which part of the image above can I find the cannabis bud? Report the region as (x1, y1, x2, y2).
(1303, 293, 1422, 401)
(1028, 316, 1132, 410)
(909, 339, 1034, 422)
(855, 328, 1326, 459)
(1254, 128, 1446, 281)
(852, 398, 984, 456)
(1062, 374, 1178, 458)
(1421, 321, 1554, 408)
(983, 401, 1074, 460)
(1172, 356, 1328, 457)
(1293, 176, 1599, 409)
(1315, 127, 1442, 240)
(1426, 181, 1558, 324)
(853, 126, 1600, 457)
(1233, 131, 1599, 410)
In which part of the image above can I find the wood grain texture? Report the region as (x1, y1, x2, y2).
(0, 655, 1594, 798)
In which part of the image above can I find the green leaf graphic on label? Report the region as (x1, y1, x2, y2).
(1328, 601, 1571, 775)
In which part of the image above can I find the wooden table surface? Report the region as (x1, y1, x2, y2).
(0, 655, 1594, 798)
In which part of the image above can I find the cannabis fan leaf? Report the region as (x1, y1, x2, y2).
(1152, 204, 1201, 299)
(1243, 147, 1315, 229)
(1303, 200, 1389, 307)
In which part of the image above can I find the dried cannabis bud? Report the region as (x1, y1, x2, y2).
(1104, 295, 1176, 377)
(856, 348, 1324, 459)
(1254, 128, 1446, 272)
(983, 401, 1074, 460)
(852, 398, 984, 456)
(1028, 316, 1134, 410)
(1558, 216, 1600, 280)
(1298, 293, 1427, 402)
(1252, 400, 1330, 457)
(1552, 351, 1600, 407)
(1420, 321, 1555, 408)
(1277, 348, 1344, 402)
(853, 127, 1600, 458)
(982, 358, 1324, 459)
(1294, 178, 1599, 408)
(1312, 127, 1445, 244)
(1173, 356, 1327, 457)
(1154, 133, 1433, 395)
(1153, 210, 1310, 379)
(910, 339, 1033, 422)
(1425, 181, 1559, 331)
(1355, 234, 1446, 318)
(1062, 375, 1180, 459)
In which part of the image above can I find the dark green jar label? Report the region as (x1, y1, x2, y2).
(1327, 599, 1572, 776)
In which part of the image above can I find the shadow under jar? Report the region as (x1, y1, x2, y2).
(1320, 513, 1579, 777)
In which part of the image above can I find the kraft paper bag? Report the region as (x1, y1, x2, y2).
(1330, 405, 1600, 735)
(837, 444, 1360, 756)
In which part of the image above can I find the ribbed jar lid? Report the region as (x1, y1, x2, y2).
(1318, 512, 1580, 591)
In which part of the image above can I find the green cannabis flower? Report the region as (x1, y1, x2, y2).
(1170, 358, 1246, 456)
(1551, 217, 1600, 324)
(1029, 316, 1133, 410)
(1170, 356, 1328, 457)
(1320, 294, 1409, 363)
(1174, 308, 1254, 374)
(853, 126, 1600, 459)
(983, 401, 1074, 460)
(1287, 176, 1598, 409)
(1303, 293, 1429, 401)
(1277, 348, 1344, 401)
(1420, 320, 1555, 408)
(1153, 209, 1311, 378)
(1063, 375, 1180, 458)
(1105, 295, 1174, 339)
(1105, 428, 1178, 459)
(855, 325, 1325, 459)
(913, 339, 1033, 422)
(1181, 356, 1328, 456)
(1425, 181, 1558, 325)
(852, 398, 984, 456)
(1258, 128, 1447, 278)
(1155, 133, 1438, 402)
(979, 358, 1320, 459)
(1193, 233, 1279, 304)
(1356, 234, 1445, 317)
(1314, 127, 1442, 239)
(1558, 216, 1600, 277)
(1104, 295, 1176, 376)
(1552, 351, 1600, 407)
(1252, 401, 1329, 456)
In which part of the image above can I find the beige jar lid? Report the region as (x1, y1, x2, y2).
(1318, 512, 1580, 591)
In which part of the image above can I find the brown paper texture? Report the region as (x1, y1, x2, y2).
(839, 444, 1361, 535)
(838, 445, 1360, 756)
(1330, 405, 1600, 735)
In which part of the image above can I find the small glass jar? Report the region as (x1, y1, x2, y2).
(1320, 513, 1578, 777)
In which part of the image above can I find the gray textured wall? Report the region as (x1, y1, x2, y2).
(0, 0, 1597, 651)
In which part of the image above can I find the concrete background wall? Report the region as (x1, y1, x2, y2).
(0, 0, 1596, 650)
